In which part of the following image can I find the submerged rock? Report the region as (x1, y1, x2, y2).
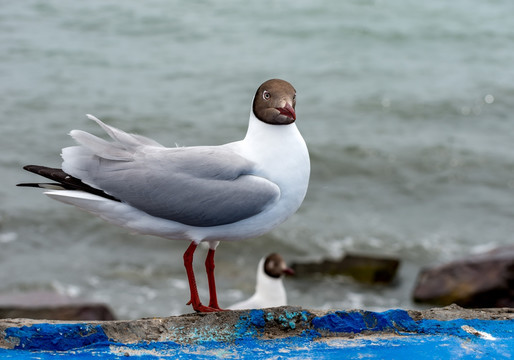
(291, 253, 400, 284)
(0, 291, 115, 320)
(413, 246, 514, 308)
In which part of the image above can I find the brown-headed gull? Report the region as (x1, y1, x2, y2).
(17, 79, 310, 313)
(229, 253, 294, 310)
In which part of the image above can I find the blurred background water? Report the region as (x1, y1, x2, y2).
(1, 0, 514, 318)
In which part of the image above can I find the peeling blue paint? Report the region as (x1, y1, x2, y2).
(311, 310, 514, 340)
(312, 309, 416, 334)
(274, 309, 309, 330)
(4, 323, 109, 351)
(265, 311, 275, 322)
(416, 318, 514, 339)
(234, 312, 264, 339)
(248, 309, 265, 328)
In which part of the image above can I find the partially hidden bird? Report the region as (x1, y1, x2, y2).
(228, 253, 294, 310)
(17, 79, 310, 313)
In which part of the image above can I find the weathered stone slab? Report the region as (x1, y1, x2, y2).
(0, 306, 513, 359)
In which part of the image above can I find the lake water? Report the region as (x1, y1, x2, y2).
(1, 0, 513, 318)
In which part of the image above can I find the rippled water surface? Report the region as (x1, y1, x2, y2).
(1, 0, 514, 318)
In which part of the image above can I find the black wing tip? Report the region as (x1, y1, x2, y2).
(19, 164, 121, 202)
(18, 166, 52, 188)
(23, 164, 38, 171)
(22, 165, 58, 174)
(16, 182, 37, 187)
(16, 182, 64, 189)
(18, 166, 49, 188)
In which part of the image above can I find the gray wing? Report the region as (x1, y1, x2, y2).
(65, 146, 280, 227)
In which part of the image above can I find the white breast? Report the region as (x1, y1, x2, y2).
(187, 113, 310, 242)
(238, 112, 310, 210)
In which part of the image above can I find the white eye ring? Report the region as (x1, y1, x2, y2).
(263, 90, 271, 100)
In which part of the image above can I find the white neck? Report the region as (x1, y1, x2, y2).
(234, 109, 310, 224)
(244, 111, 301, 146)
(241, 111, 309, 178)
(255, 257, 287, 306)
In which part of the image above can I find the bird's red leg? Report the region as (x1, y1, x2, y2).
(205, 248, 224, 310)
(183, 242, 217, 313)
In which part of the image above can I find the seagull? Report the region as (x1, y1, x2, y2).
(17, 79, 310, 313)
(228, 253, 294, 310)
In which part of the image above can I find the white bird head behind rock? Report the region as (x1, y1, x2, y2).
(229, 253, 294, 310)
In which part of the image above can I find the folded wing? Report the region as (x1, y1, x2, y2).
(61, 116, 280, 227)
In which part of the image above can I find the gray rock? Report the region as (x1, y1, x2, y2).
(413, 246, 514, 308)
(0, 291, 115, 320)
(291, 253, 400, 284)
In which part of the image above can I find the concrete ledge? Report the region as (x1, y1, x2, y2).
(1, 305, 513, 359)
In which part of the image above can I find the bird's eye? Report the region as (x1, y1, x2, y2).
(293, 94, 296, 101)
(263, 90, 271, 100)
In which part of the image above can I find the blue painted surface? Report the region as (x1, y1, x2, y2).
(312, 309, 416, 334)
(2, 309, 513, 359)
(1, 334, 513, 359)
(4, 324, 109, 351)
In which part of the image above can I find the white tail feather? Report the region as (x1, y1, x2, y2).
(86, 114, 164, 149)
(61, 146, 97, 182)
(69, 129, 132, 161)
(44, 190, 151, 234)
(45, 190, 106, 202)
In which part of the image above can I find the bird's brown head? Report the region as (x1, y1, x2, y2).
(264, 253, 295, 278)
(253, 79, 297, 125)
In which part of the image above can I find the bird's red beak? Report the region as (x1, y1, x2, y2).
(276, 102, 296, 120)
(283, 267, 295, 276)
